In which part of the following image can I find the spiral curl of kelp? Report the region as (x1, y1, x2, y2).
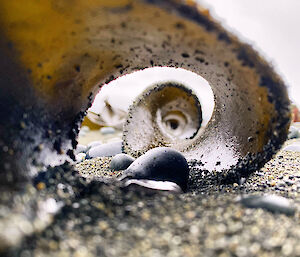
(0, 0, 291, 187)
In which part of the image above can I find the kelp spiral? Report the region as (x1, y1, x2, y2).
(123, 82, 203, 157)
(0, 0, 291, 186)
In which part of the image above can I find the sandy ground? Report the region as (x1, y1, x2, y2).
(0, 121, 299, 257)
(0, 128, 298, 257)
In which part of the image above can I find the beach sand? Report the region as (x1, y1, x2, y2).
(3, 130, 300, 257)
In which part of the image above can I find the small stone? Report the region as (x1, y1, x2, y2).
(36, 182, 45, 190)
(288, 125, 300, 139)
(80, 126, 90, 133)
(109, 153, 135, 171)
(100, 127, 116, 135)
(75, 144, 88, 155)
(87, 140, 102, 148)
(20, 121, 26, 129)
(282, 143, 300, 152)
(120, 147, 189, 192)
(124, 180, 183, 193)
(75, 153, 86, 163)
(239, 177, 246, 185)
(86, 141, 122, 159)
(239, 194, 296, 216)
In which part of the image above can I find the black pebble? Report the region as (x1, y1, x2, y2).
(120, 147, 189, 192)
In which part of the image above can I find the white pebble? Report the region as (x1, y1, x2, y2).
(80, 126, 90, 133)
(87, 140, 102, 148)
(75, 144, 88, 154)
(75, 153, 86, 163)
(288, 126, 300, 139)
(283, 143, 300, 152)
(100, 127, 116, 135)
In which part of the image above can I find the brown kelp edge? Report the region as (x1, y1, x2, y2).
(0, 0, 291, 190)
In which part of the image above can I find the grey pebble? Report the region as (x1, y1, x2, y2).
(86, 141, 122, 159)
(283, 143, 300, 152)
(119, 147, 189, 192)
(239, 194, 296, 216)
(75, 144, 88, 155)
(288, 126, 300, 139)
(239, 177, 247, 185)
(100, 127, 116, 135)
(109, 153, 135, 171)
(87, 140, 102, 148)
